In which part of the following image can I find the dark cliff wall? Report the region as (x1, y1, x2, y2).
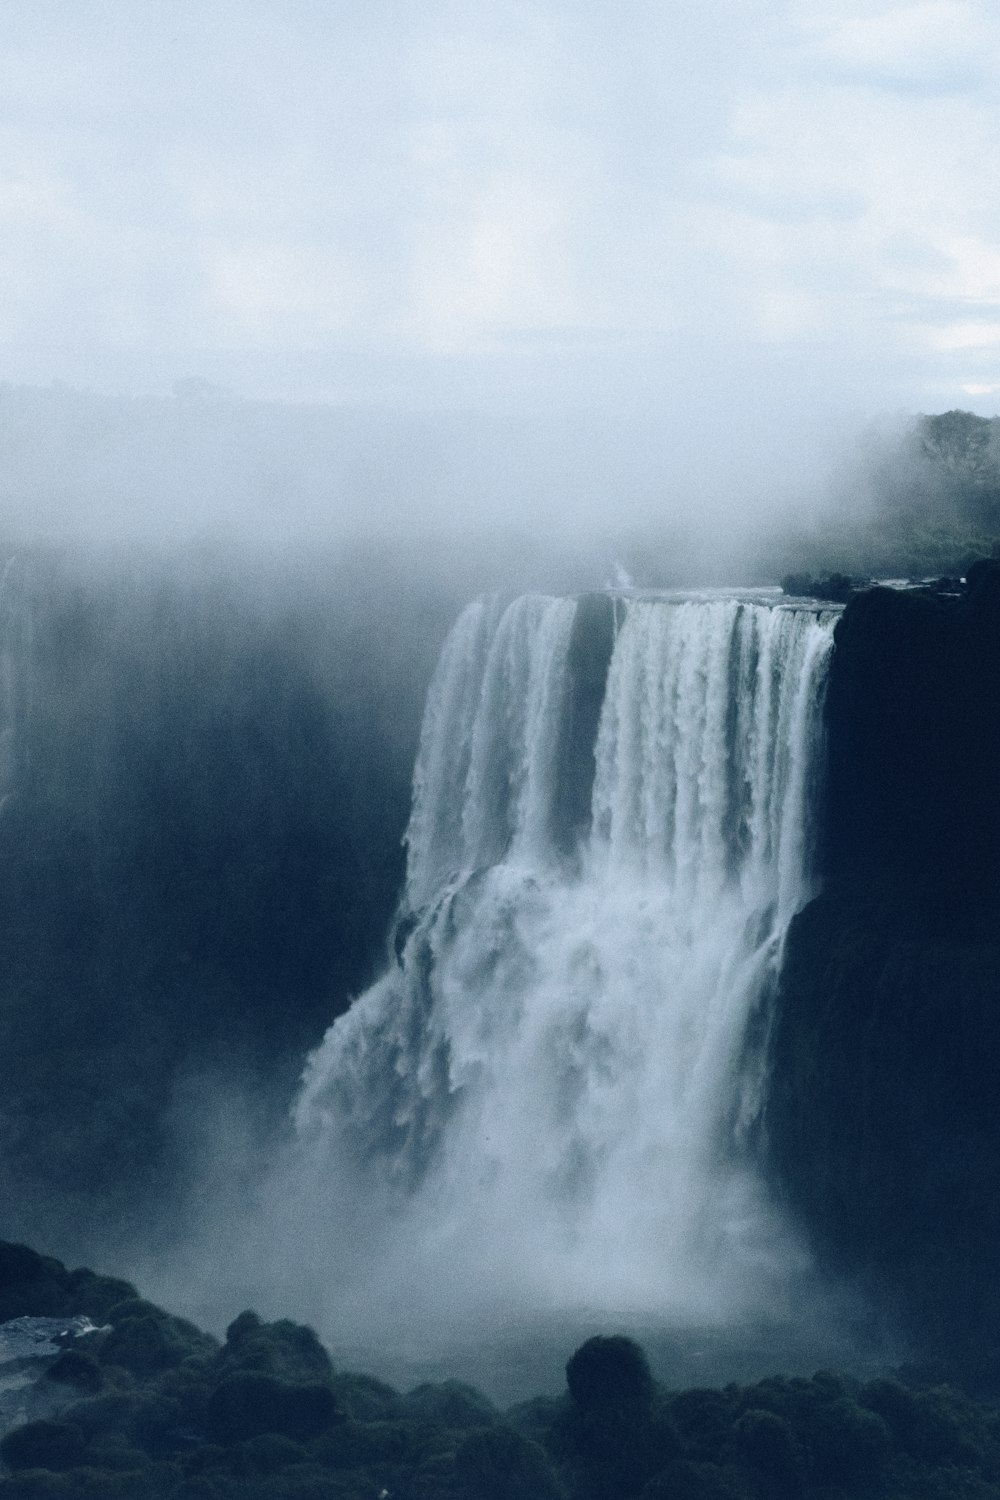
(823, 564, 1000, 930)
(0, 545, 455, 1265)
(767, 563, 1000, 1376)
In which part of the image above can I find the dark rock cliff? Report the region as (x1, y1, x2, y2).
(767, 562, 1000, 1378)
(0, 546, 454, 1265)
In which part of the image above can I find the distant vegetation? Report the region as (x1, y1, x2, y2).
(4, 1241, 1000, 1498)
(606, 408, 1000, 591)
(779, 572, 855, 602)
(777, 409, 1000, 584)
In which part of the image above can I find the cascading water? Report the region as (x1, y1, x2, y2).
(293, 592, 836, 1327)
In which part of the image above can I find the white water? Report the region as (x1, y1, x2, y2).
(292, 593, 836, 1331)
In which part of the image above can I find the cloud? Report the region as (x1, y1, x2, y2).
(0, 0, 997, 417)
(799, 1, 999, 90)
(929, 321, 1000, 350)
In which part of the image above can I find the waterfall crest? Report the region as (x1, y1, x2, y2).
(295, 593, 836, 1319)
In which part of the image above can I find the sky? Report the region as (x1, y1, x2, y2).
(1, 0, 999, 425)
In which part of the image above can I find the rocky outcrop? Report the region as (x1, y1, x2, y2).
(822, 561, 1000, 931)
(767, 563, 1000, 1377)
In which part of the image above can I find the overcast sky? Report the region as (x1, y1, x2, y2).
(2, 0, 999, 425)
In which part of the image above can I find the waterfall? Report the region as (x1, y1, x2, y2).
(294, 592, 836, 1322)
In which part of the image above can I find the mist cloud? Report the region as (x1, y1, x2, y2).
(1, 1, 998, 421)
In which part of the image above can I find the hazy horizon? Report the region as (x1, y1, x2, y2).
(2, 2, 1000, 553)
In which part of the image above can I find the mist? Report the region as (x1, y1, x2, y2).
(0, 378, 857, 571)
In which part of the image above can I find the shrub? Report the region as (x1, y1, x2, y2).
(65, 1268, 139, 1321)
(44, 1348, 102, 1392)
(0, 1420, 85, 1472)
(230, 1432, 308, 1475)
(566, 1336, 654, 1412)
(99, 1313, 205, 1377)
(455, 1425, 564, 1499)
(330, 1369, 401, 1421)
(640, 1460, 745, 1499)
(734, 1408, 803, 1496)
(668, 1389, 736, 1461)
(862, 1379, 983, 1467)
(205, 1372, 340, 1445)
(806, 1395, 891, 1484)
(0, 1243, 69, 1320)
(216, 1311, 332, 1382)
(401, 1379, 498, 1429)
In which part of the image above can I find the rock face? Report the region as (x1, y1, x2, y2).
(823, 562, 1000, 928)
(0, 547, 453, 1265)
(767, 563, 1000, 1376)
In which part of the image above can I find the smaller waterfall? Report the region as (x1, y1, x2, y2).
(406, 595, 576, 904)
(294, 592, 836, 1323)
